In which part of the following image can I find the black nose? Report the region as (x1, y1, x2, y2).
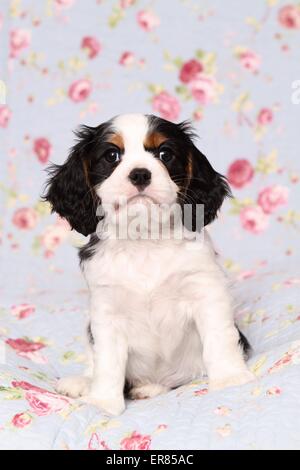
(128, 168, 151, 190)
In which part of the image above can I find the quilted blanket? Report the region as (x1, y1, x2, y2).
(1, 0, 300, 450)
(1, 258, 300, 450)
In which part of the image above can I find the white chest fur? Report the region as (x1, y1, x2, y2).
(82, 231, 227, 388)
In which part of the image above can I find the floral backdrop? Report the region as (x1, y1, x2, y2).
(1, 0, 300, 450)
(1, 0, 300, 294)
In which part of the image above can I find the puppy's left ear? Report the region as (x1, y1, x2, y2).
(186, 144, 232, 227)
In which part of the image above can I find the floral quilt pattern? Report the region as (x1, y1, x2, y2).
(0, 0, 300, 449)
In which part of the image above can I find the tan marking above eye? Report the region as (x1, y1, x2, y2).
(107, 133, 124, 150)
(144, 131, 168, 149)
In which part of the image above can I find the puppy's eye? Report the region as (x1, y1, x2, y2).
(104, 149, 121, 163)
(158, 149, 174, 163)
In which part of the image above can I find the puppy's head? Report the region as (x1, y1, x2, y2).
(43, 113, 231, 236)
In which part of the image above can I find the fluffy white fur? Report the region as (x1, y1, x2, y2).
(56, 114, 254, 415)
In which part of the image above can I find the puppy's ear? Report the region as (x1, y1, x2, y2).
(43, 126, 99, 236)
(186, 144, 232, 228)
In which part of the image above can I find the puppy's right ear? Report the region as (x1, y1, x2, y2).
(43, 126, 99, 236)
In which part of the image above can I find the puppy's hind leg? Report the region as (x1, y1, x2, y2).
(129, 383, 169, 400)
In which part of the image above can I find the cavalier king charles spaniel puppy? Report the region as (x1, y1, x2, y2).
(44, 113, 254, 415)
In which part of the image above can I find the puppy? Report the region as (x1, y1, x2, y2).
(44, 113, 254, 415)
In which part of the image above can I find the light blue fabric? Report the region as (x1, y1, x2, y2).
(1, 0, 300, 449)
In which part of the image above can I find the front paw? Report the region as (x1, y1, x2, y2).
(82, 394, 125, 416)
(209, 370, 255, 392)
(56, 375, 91, 398)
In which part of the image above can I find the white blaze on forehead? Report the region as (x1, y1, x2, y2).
(112, 114, 149, 156)
(96, 113, 178, 207)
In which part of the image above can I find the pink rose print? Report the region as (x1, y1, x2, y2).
(0, 105, 12, 128)
(33, 137, 52, 164)
(12, 381, 48, 393)
(55, 0, 74, 8)
(88, 433, 110, 450)
(216, 424, 232, 438)
(81, 36, 101, 59)
(152, 91, 180, 121)
(25, 390, 70, 416)
(10, 29, 31, 58)
(266, 386, 282, 396)
(214, 406, 231, 416)
(227, 159, 254, 189)
(119, 51, 135, 66)
(12, 208, 38, 230)
(11, 304, 35, 320)
(41, 220, 70, 253)
(189, 74, 217, 105)
(239, 50, 261, 73)
(257, 185, 289, 214)
(237, 270, 256, 281)
(12, 412, 32, 428)
(257, 108, 273, 125)
(284, 278, 300, 286)
(68, 79, 92, 103)
(6, 338, 45, 353)
(278, 5, 300, 29)
(157, 424, 168, 431)
(179, 59, 204, 84)
(268, 352, 293, 374)
(194, 388, 208, 396)
(193, 109, 203, 121)
(137, 10, 160, 31)
(120, 431, 152, 450)
(240, 206, 269, 234)
(120, 0, 135, 7)
(6, 341, 47, 363)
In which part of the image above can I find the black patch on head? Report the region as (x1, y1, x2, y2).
(42, 121, 121, 236)
(237, 327, 251, 359)
(79, 233, 100, 266)
(147, 115, 232, 229)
